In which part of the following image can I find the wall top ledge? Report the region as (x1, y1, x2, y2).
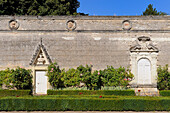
(0, 15, 170, 20)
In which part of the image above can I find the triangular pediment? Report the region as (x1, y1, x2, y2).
(30, 43, 52, 66)
(130, 36, 159, 52)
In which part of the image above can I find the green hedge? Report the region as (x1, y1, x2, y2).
(47, 90, 135, 96)
(0, 97, 170, 111)
(160, 90, 170, 96)
(0, 90, 31, 97)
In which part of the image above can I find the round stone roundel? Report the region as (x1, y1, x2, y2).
(9, 19, 19, 30)
(66, 20, 76, 31)
(122, 20, 132, 30)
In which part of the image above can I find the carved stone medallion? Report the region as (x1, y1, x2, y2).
(122, 20, 132, 30)
(9, 20, 19, 30)
(66, 20, 76, 31)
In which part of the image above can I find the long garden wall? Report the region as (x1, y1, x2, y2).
(0, 16, 170, 93)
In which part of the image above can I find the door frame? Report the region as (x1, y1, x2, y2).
(32, 66, 51, 95)
(130, 54, 158, 88)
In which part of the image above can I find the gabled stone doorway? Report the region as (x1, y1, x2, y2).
(30, 39, 52, 94)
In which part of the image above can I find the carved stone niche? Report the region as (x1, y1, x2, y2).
(129, 36, 159, 88)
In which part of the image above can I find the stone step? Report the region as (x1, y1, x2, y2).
(135, 88, 159, 96)
(34, 94, 47, 96)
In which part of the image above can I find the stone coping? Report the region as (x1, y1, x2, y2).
(1, 30, 170, 33)
(0, 15, 170, 20)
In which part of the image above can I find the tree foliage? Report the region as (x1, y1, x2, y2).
(143, 4, 167, 15)
(62, 68, 80, 87)
(0, 67, 32, 90)
(102, 66, 133, 87)
(0, 68, 13, 88)
(12, 67, 32, 90)
(77, 65, 92, 89)
(46, 62, 64, 89)
(0, 0, 80, 15)
(157, 65, 170, 90)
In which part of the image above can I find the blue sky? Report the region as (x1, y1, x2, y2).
(77, 0, 170, 16)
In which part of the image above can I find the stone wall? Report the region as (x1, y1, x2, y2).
(0, 16, 170, 70)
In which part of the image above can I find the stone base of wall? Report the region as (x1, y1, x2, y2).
(130, 84, 157, 88)
(134, 88, 159, 96)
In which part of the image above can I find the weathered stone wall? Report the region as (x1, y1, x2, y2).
(0, 16, 170, 70)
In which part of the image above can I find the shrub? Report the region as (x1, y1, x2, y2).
(0, 68, 13, 88)
(0, 90, 31, 96)
(47, 90, 135, 96)
(0, 97, 170, 111)
(77, 65, 92, 89)
(102, 66, 134, 87)
(157, 65, 170, 90)
(90, 70, 103, 90)
(62, 68, 81, 87)
(12, 67, 32, 90)
(46, 63, 64, 89)
(47, 63, 134, 90)
(160, 90, 170, 96)
(0, 67, 32, 90)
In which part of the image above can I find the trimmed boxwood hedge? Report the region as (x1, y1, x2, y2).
(0, 97, 170, 111)
(0, 90, 31, 96)
(160, 90, 170, 96)
(47, 90, 135, 96)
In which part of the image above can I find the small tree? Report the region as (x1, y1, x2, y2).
(0, 68, 14, 89)
(102, 66, 134, 88)
(143, 4, 167, 15)
(0, 67, 32, 89)
(62, 68, 80, 87)
(90, 70, 103, 90)
(12, 67, 32, 90)
(46, 63, 64, 89)
(77, 65, 92, 89)
(157, 65, 170, 90)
